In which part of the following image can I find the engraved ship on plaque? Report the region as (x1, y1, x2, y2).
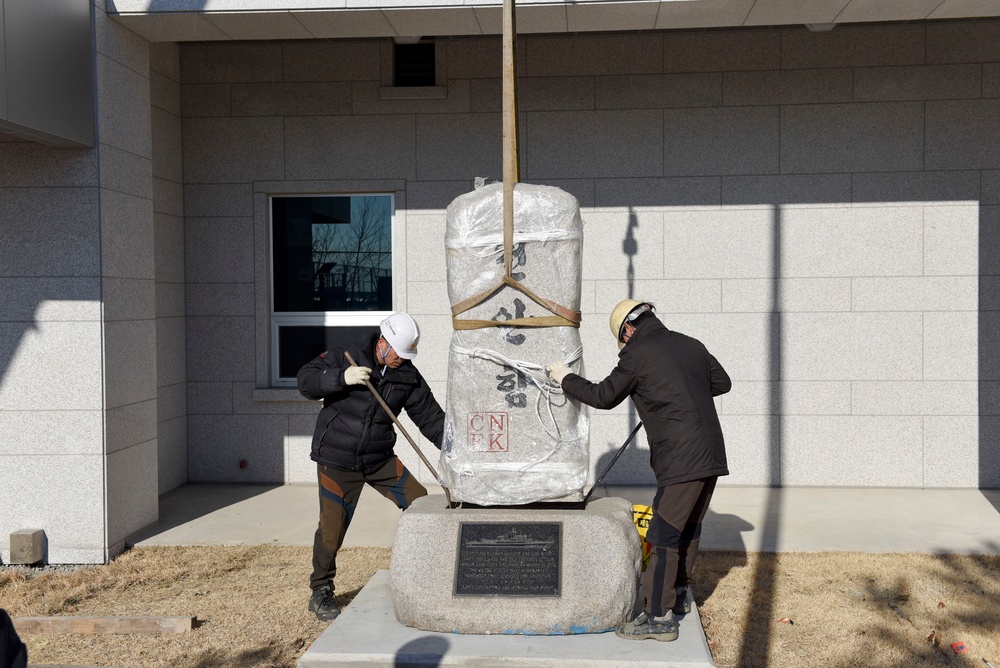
(465, 529, 556, 549)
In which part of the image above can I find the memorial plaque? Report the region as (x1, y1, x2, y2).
(454, 522, 561, 596)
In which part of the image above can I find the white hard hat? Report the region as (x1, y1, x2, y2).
(380, 312, 420, 359)
(609, 299, 654, 350)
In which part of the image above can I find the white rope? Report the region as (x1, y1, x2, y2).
(449, 343, 582, 447)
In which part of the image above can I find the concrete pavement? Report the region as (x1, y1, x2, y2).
(128, 483, 1000, 555)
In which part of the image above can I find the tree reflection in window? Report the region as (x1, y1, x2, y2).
(272, 195, 392, 313)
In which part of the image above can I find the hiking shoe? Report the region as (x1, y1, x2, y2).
(309, 585, 341, 622)
(615, 611, 679, 642)
(673, 586, 692, 615)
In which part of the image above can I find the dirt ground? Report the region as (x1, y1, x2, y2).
(2, 546, 999, 667)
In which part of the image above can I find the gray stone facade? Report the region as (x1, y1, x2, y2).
(1, 7, 999, 562)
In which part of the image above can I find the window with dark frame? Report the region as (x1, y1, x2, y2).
(394, 41, 436, 87)
(269, 194, 393, 385)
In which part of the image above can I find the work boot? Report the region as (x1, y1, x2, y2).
(615, 611, 679, 642)
(308, 585, 341, 622)
(673, 586, 692, 615)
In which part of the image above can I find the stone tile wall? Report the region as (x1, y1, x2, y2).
(96, 7, 159, 556)
(177, 20, 1000, 489)
(151, 42, 188, 496)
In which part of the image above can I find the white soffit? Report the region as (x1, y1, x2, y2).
(745, 0, 851, 26)
(566, 1, 661, 32)
(834, 0, 946, 23)
(928, 0, 1000, 18)
(112, 13, 231, 41)
(473, 5, 569, 33)
(381, 7, 484, 36)
(655, 0, 755, 30)
(108, 0, 1000, 41)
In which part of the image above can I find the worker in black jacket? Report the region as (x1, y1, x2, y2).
(548, 300, 730, 642)
(298, 312, 445, 622)
(0, 609, 27, 668)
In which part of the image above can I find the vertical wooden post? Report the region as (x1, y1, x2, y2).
(502, 0, 519, 277)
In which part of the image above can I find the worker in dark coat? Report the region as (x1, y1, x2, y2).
(548, 300, 730, 642)
(0, 609, 27, 668)
(298, 312, 445, 622)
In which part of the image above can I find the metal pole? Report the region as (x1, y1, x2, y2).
(344, 352, 453, 505)
(502, 0, 519, 278)
(583, 421, 644, 504)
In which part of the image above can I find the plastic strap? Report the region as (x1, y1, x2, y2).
(450, 275, 581, 329)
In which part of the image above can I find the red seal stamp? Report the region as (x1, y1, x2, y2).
(468, 412, 509, 452)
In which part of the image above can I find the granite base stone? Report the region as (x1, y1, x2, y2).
(390, 496, 641, 635)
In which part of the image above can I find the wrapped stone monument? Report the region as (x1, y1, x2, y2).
(440, 182, 588, 505)
(390, 182, 641, 635)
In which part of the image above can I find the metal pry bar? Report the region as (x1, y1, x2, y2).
(344, 351, 452, 506)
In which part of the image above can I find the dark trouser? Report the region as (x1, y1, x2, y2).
(642, 476, 717, 618)
(310, 457, 427, 592)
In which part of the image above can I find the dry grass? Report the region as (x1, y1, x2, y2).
(2, 547, 999, 667)
(1, 546, 387, 668)
(696, 552, 1000, 667)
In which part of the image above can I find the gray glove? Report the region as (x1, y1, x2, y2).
(344, 366, 372, 386)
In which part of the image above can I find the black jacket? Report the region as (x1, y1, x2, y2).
(561, 315, 731, 487)
(297, 332, 445, 474)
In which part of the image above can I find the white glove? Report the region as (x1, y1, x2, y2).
(344, 366, 372, 386)
(547, 361, 572, 384)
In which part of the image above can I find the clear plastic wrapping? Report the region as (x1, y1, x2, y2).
(439, 182, 589, 505)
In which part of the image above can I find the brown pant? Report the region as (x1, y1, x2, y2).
(310, 457, 427, 591)
(642, 476, 717, 617)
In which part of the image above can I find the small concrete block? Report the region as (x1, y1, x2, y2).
(390, 496, 640, 634)
(10, 529, 45, 565)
